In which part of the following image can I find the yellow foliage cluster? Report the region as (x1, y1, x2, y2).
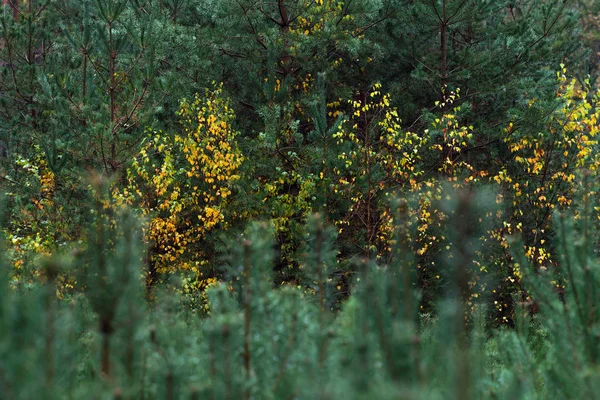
(414, 72, 600, 319)
(324, 73, 600, 320)
(6, 154, 56, 268)
(330, 83, 428, 255)
(290, 0, 351, 38)
(114, 85, 243, 277)
(491, 69, 600, 261)
(3, 149, 78, 297)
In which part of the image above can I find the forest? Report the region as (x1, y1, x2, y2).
(1, 0, 600, 398)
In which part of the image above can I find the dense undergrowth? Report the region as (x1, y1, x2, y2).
(2, 183, 600, 399)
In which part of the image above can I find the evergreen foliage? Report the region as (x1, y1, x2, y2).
(2, 0, 600, 397)
(1, 186, 599, 398)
